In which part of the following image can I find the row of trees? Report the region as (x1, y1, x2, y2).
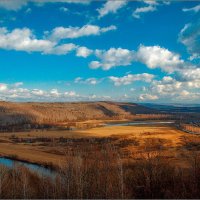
(1, 146, 200, 198)
(179, 123, 200, 134)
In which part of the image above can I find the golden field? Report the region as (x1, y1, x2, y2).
(0, 121, 199, 169)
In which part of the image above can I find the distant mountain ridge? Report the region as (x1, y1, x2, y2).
(141, 103, 200, 113)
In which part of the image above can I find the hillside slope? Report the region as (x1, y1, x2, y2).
(0, 101, 157, 126)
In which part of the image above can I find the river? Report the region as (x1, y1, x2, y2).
(0, 157, 55, 177)
(105, 121, 174, 127)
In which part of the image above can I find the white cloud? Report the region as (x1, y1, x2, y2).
(179, 21, 200, 60)
(50, 89, 60, 97)
(31, 89, 45, 96)
(74, 77, 102, 85)
(0, 82, 82, 101)
(133, 5, 157, 19)
(0, 27, 83, 55)
(143, 0, 158, 6)
(182, 4, 200, 13)
(133, 0, 170, 19)
(101, 25, 117, 33)
(89, 61, 102, 69)
(76, 46, 93, 58)
(89, 45, 187, 72)
(150, 76, 182, 96)
(89, 48, 135, 70)
(141, 71, 200, 102)
(0, 0, 90, 11)
(0, 83, 7, 91)
(13, 82, 23, 87)
(45, 43, 77, 55)
(139, 94, 158, 101)
(0, 82, 118, 102)
(64, 91, 77, 97)
(59, 6, 68, 12)
(175, 91, 200, 101)
(136, 45, 185, 73)
(97, 0, 127, 18)
(0, 27, 55, 52)
(0, 0, 27, 11)
(109, 73, 155, 86)
(176, 68, 200, 82)
(0, 25, 117, 56)
(49, 25, 117, 41)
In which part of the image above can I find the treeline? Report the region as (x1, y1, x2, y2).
(1, 147, 200, 198)
(179, 123, 200, 134)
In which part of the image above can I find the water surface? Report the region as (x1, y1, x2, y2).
(0, 157, 54, 177)
(105, 121, 174, 127)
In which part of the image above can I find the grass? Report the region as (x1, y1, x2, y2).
(0, 122, 197, 169)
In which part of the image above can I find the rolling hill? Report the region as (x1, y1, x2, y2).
(0, 101, 157, 127)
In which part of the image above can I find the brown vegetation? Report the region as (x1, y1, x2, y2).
(0, 124, 197, 171)
(179, 123, 200, 134)
(0, 101, 168, 131)
(1, 144, 200, 199)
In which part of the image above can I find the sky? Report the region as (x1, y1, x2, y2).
(0, 0, 200, 103)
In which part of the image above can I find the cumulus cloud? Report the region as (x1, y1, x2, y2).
(48, 25, 117, 41)
(0, 83, 7, 91)
(76, 46, 93, 58)
(150, 76, 182, 95)
(109, 73, 155, 86)
(0, 27, 54, 52)
(0, 82, 117, 102)
(74, 77, 102, 85)
(176, 68, 200, 82)
(90, 45, 186, 72)
(182, 4, 200, 13)
(0, 82, 81, 101)
(136, 45, 185, 73)
(89, 48, 135, 70)
(175, 91, 200, 101)
(97, 0, 127, 18)
(133, 5, 157, 19)
(0, 26, 112, 56)
(13, 82, 23, 87)
(45, 43, 77, 55)
(139, 94, 158, 101)
(0, 27, 82, 55)
(31, 89, 45, 96)
(179, 20, 200, 60)
(0, 0, 90, 11)
(141, 71, 200, 102)
(133, 0, 170, 19)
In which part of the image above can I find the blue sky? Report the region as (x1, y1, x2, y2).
(0, 0, 200, 103)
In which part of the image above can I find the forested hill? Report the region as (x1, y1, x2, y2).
(0, 101, 157, 126)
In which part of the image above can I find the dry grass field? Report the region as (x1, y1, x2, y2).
(0, 122, 198, 169)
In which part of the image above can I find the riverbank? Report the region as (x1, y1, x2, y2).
(0, 156, 55, 176)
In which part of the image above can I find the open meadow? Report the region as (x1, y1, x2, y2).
(0, 122, 199, 169)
